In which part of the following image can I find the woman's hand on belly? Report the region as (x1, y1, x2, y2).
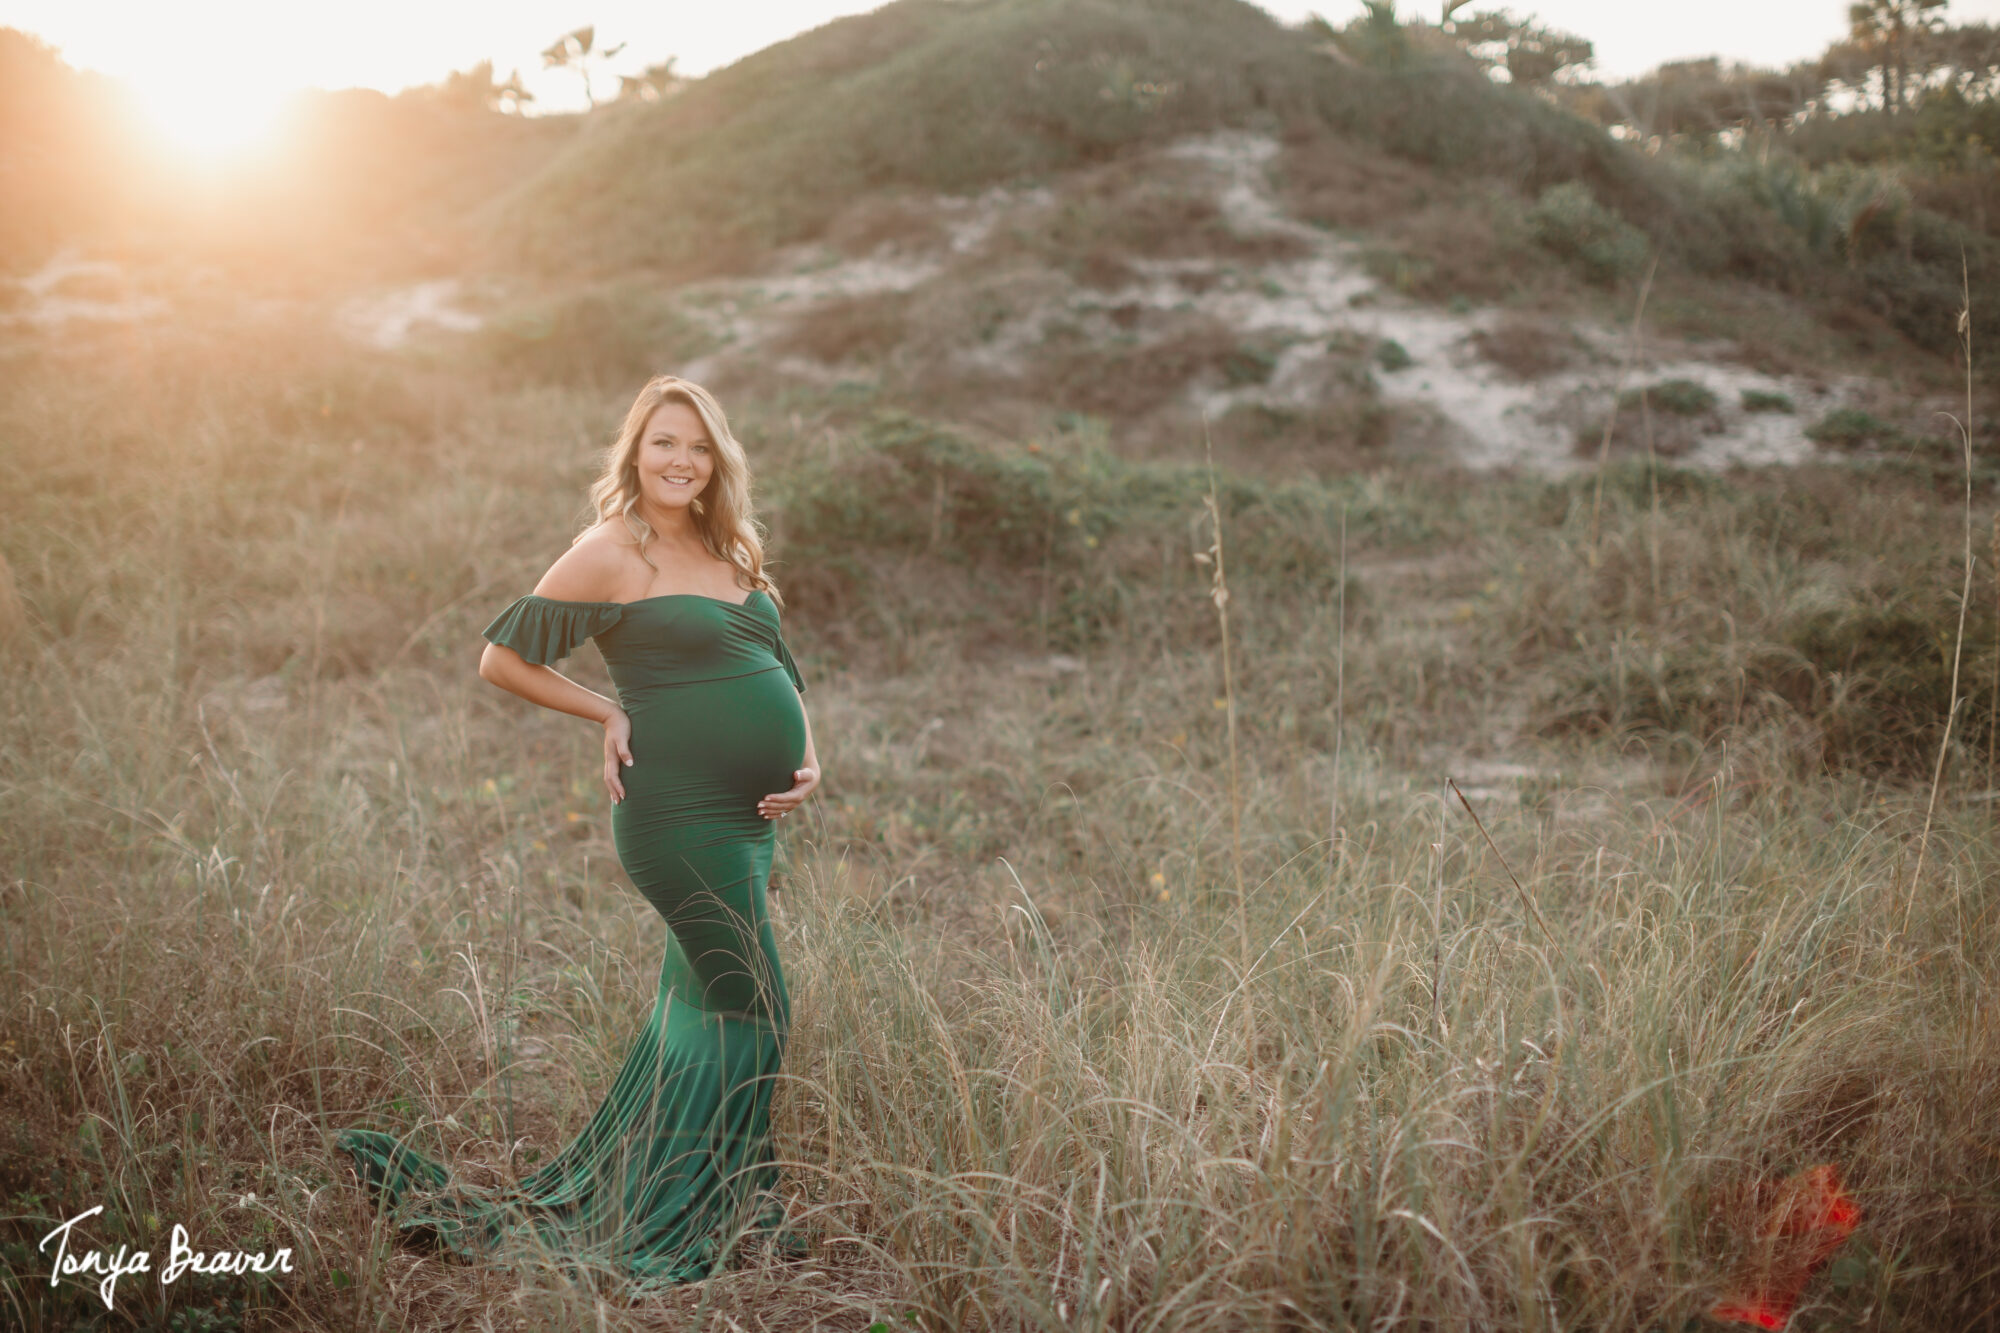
(602, 707, 634, 803)
(758, 766, 819, 821)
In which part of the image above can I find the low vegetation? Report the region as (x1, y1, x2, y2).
(1741, 388, 1796, 413)
(3, 310, 1997, 1328)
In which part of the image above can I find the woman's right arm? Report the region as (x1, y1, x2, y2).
(478, 530, 637, 802)
(476, 645, 620, 726)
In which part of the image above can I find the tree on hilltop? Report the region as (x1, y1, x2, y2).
(542, 25, 625, 110)
(618, 58, 683, 103)
(1605, 57, 1826, 142)
(1444, 8, 1595, 88)
(1929, 20, 2000, 99)
(426, 60, 533, 114)
(1839, 0, 1951, 116)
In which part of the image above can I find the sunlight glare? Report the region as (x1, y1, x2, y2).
(126, 73, 291, 163)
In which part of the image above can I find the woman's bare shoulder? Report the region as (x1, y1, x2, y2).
(531, 524, 639, 603)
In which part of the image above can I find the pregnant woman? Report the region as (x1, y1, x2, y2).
(337, 375, 820, 1281)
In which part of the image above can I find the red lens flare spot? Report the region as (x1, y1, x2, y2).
(1711, 1164, 1860, 1330)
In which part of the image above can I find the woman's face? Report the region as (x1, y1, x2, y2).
(636, 398, 715, 517)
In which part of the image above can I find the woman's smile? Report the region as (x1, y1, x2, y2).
(637, 399, 716, 514)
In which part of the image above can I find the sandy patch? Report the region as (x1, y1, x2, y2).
(6, 254, 168, 327)
(336, 279, 483, 349)
(676, 127, 1874, 475)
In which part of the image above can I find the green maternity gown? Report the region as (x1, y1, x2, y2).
(336, 589, 807, 1282)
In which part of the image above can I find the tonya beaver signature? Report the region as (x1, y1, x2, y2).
(40, 1204, 295, 1310)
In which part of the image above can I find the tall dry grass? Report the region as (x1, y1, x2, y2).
(3, 312, 1997, 1330)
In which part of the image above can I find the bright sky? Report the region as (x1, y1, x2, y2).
(13, 0, 2000, 153)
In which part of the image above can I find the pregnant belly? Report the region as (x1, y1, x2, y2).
(616, 668, 806, 821)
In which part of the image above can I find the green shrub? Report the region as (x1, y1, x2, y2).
(1526, 181, 1650, 285)
(1806, 407, 1899, 449)
(1708, 158, 1843, 257)
(472, 288, 720, 388)
(1619, 378, 1718, 417)
(1374, 339, 1413, 371)
(777, 412, 1062, 571)
(1741, 388, 1796, 413)
(766, 407, 1449, 644)
(775, 408, 1335, 569)
(1221, 343, 1280, 386)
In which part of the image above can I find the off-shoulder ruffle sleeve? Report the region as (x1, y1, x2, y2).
(761, 598, 806, 693)
(481, 595, 623, 666)
(774, 631, 806, 694)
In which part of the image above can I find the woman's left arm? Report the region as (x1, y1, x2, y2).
(759, 696, 820, 821)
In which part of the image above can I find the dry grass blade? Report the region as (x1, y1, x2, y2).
(1449, 777, 1557, 948)
(1329, 504, 1348, 874)
(1906, 256, 1977, 932)
(1200, 416, 1247, 964)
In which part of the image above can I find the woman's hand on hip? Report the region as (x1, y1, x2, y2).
(759, 766, 819, 821)
(602, 708, 634, 803)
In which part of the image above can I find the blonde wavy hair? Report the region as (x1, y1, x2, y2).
(580, 376, 781, 605)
